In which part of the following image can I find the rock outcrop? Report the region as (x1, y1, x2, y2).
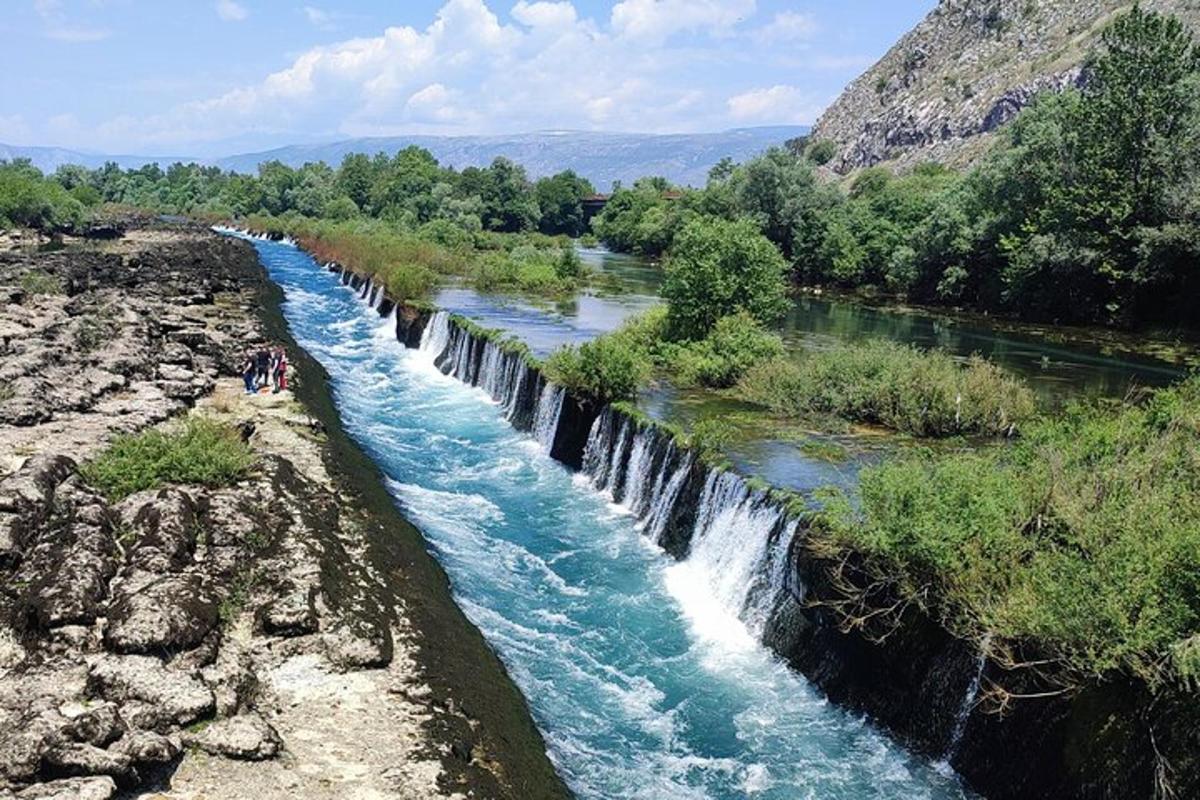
(811, 0, 1200, 173)
(0, 223, 569, 799)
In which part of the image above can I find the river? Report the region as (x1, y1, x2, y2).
(241, 233, 971, 800)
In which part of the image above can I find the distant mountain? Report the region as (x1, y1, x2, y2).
(0, 127, 808, 190)
(0, 144, 188, 173)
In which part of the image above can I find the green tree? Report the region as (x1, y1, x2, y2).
(534, 170, 594, 236)
(663, 216, 789, 339)
(480, 157, 539, 232)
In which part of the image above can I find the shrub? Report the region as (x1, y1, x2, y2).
(737, 339, 1036, 437)
(544, 333, 651, 404)
(818, 375, 1200, 687)
(81, 417, 256, 501)
(688, 418, 736, 463)
(668, 311, 785, 388)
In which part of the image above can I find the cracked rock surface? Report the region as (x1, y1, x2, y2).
(0, 222, 515, 799)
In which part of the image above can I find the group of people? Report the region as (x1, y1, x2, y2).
(242, 346, 289, 394)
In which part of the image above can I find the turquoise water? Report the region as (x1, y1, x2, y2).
(240, 233, 970, 799)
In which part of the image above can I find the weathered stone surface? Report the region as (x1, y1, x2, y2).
(15, 777, 116, 800)
(85, 655, 214, 727)
(41, 742, 132, 780)
(0, 454, 77, 563)
(61, 705, 125, 748)
(180, 713, 282, 761)
(107, 730, 179, 766)
(114, 488, 198, 573)
(258, 583, 319, 637)
(322, 622, 392, 671)
(104, 573, 219, 654)
(0, 714, 61, 783)
(19, 500, 118, 629)
(199, 640, 258, 717)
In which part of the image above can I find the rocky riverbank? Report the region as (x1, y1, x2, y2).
(0, 221, 568, 799)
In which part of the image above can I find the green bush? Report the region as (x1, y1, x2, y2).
(544, 333, 651, 404)
(737, 339, 1035, 437)
(0, 163, 86, 232)
(667, 311, 785, 388)
(819, 375, 1200, 687)
(81, 417, 256, 501)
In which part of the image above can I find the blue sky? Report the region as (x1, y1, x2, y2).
(0, 1, 934, 156)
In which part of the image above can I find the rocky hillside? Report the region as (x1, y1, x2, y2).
(812, 0, 1200, 173)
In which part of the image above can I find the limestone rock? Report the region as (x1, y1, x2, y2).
(114, 488, 198, 573)
(322, 622, 392, 671)
(61, 705, 125, 748)
(104, 573, 219, 654)
(107, 730, 180, 766)
(15, 777, 117, 800)
(41, 742, 132, 780)
(86, 655, 214, 728)
(181, 713, 282, 761)
(199, 640, 258, 717)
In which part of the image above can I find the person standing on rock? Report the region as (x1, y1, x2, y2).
(242, 352, 257, 394)
(255, 347, 271, 391)
(273, 347, 289, 393)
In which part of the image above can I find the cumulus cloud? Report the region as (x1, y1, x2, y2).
(215, 0, 248, 22)
(727, 84, 818, 123)
(511, 1, 577, 30)
(68, 0, 831, 151)
(609, 0, 754, 42)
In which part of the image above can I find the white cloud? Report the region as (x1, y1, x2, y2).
(215, 0, 248, 22)
(34, 0, 111, 41)
(511, 1, 576, 30)
(753, 11, 816, 44)
(71, 0, 825, 151)
(609, 0, 754, 42)
(727, 84, 818, 122)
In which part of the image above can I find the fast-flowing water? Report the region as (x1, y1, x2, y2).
(238, 233, 971, 799)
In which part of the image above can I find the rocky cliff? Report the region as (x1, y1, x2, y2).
(812, 0, 1200, 173)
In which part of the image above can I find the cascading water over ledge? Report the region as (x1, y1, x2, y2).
(229, 228, 1198, 800)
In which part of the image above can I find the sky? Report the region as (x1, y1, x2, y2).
(0, 0, 935, 156)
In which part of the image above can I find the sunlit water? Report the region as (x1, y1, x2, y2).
(239, 233, 971, 800)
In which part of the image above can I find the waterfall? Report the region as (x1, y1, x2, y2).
(533, 384, 565, 450)
(419, 311, 452, 361)
(642, 452, 692, 544)
(944, 638, 990, 762)
(619, 432, 655, 515)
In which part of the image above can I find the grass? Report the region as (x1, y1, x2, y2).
(20, 269, 64, 296)
(81, 417, 256, 501)
(736, 339, 1037, 438)
(241, 214, 585, 301)
(816, 374, 1200, 689)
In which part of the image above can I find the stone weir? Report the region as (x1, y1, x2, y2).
(316, 251, 1199, 800)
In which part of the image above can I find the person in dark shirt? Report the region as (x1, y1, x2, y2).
(255, 348, 271, 390)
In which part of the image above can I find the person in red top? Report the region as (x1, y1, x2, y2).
(273, 347, 288, 393)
